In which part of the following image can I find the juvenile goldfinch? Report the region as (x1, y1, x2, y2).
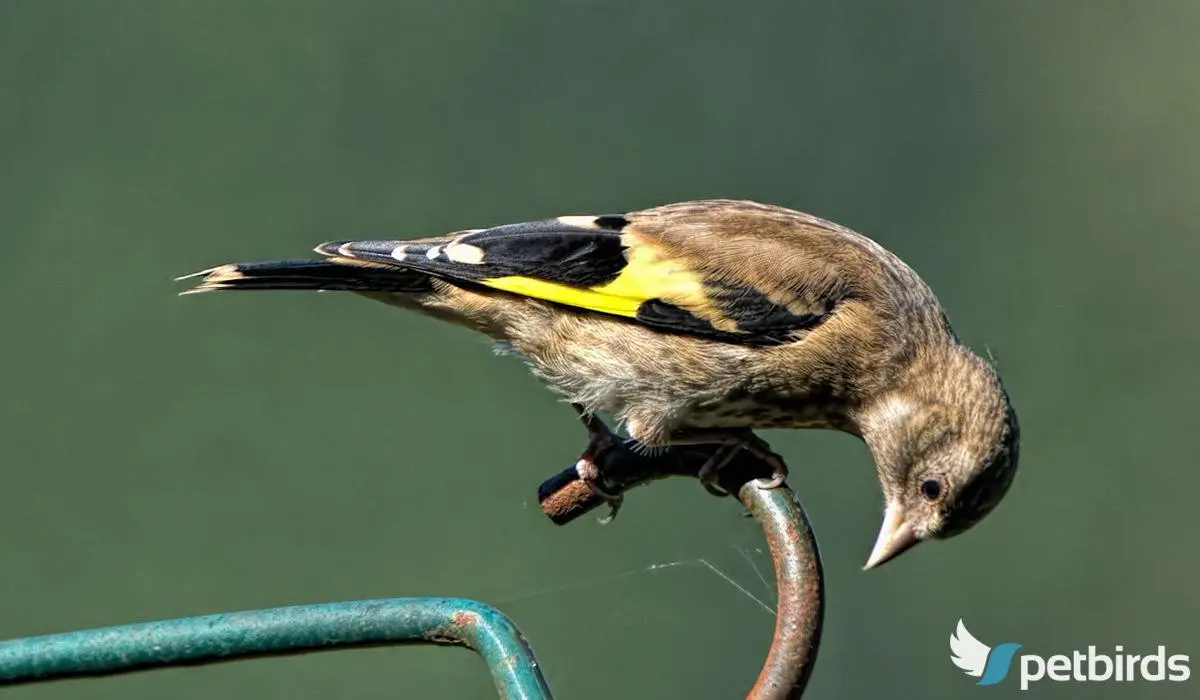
(181, 199, 1019, 569)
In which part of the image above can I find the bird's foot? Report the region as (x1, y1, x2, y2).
(696, 443, 742, 497)
(671, 429, 789, 496)
(572, 404, 624, 523)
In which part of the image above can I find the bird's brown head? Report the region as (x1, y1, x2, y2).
(858, 346, 1020, 569)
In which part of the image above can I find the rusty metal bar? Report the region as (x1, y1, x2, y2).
(0, 597, 553, 700)
(537, 438, 824, 699)
(738, 481, 823, 698)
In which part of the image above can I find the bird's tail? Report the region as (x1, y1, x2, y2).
(177, 260, 432, 294)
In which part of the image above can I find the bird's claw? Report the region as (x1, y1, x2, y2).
(695, 432, 790, 495)
(699, 473, 731, 498)
(751, 445, 789, 490)
(744, 438, 789, 488)
(574, 456, 623, 524)
(754, 470, 788, 490)
(572, 404, 624, 523)
(698, 442, 740, 497)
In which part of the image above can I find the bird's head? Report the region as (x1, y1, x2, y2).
(858, 346, 1020, 569)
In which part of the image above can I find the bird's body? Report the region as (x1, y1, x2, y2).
(183, 199, 1019, 568)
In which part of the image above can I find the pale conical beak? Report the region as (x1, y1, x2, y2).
(863, 501, 921, 570)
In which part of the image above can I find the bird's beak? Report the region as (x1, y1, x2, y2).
(863, 501, 921, 570)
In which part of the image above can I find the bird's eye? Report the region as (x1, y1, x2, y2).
(920, 478, 942, 501)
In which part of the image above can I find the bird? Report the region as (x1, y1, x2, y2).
(179, 199, 1019, 569)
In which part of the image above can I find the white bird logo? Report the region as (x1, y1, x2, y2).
(950, 619, 991, 678)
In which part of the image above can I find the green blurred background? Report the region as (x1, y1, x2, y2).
(2, 2, 1196, 698)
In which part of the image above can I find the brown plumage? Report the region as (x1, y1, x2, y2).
(180, 199, 1019, 568)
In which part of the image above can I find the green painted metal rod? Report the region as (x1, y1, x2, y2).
(0, 597, 552, 699)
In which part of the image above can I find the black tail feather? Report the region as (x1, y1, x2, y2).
(177, 260, 432, 294)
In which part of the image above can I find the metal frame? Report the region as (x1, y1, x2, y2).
(0, 597, 551, 699)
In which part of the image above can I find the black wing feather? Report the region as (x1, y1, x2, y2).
(322, 219, 629, 288)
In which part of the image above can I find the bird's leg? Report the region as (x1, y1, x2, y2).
(667, 428, 789, 496)
(571, 403, 624, 523)
(695, 442, 745, 497)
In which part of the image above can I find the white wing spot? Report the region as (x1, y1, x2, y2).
(445, 242, 484, 264)
(391, 245, 409, 262)
(426, 245, 441, 260)
(337, 243, 357, 258)
(556, 215, 598, 229)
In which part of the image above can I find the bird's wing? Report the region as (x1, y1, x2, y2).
(319, 200, 856, 345)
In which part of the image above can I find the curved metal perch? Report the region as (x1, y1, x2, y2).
(538, 439, 824, 699)
(0, 597, 552, 699)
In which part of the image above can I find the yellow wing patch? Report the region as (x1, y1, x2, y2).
(480, 237, 707, 318)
